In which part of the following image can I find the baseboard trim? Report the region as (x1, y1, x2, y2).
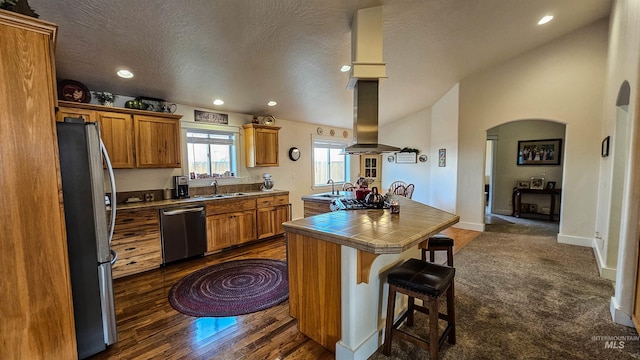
(592, 240, 617, 280)
(557, 233, 591, 247)
(335, 330, 379, 360)
(493, 209, 512, 216)
(610, 296, 635, 328)
(455, 221, 484, 232)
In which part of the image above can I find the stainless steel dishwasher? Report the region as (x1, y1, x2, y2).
(160, 206, 207, 264)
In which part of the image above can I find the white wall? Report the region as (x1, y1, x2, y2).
(599, 0, 640, 326)
(457, 19, 609, 238)
(379, 108, 431, 203)
(112, 104, 358, 220)
(487, 120, 565, 216)
(378, 84, 459, 214)
(430, 84, 459, 214)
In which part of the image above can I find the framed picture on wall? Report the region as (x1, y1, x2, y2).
(517, 138, 562, 166)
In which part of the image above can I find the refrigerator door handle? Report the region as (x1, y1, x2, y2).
(110, 249, 118, 265)
(101, 139, 117, 244)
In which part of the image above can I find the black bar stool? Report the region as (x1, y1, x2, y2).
(420, 235, 454, 266)
(383, 258, 455, 360)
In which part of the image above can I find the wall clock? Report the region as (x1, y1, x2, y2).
(288, 147, 301, 161)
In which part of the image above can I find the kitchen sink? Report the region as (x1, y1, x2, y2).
(317, 194, 343, 198)
(195, 194, 227, 199)
(195, 192, 248, 199)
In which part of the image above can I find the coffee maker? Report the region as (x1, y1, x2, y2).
(173, 176, 189, 198)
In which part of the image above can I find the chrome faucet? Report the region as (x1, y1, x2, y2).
(211, 180, 218, 194)
(327, 179, 335, 195)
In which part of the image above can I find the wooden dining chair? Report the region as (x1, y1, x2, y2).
(404, 184, 415, 199)
(392, 185, 406, 196)
(342, 182, 356, 191)
(388, 181, 408, 195)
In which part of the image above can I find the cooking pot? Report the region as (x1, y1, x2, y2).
(365, 187, 384, 206)
(355, 188, 371, 200)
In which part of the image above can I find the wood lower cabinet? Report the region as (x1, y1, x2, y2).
(1, 11, 78, 359)
(111, 209, 162, 279)
(206, 199, 257, 252)
(56, 101, 182, 169)
(207, 210, 257, 251)
(257, 195, 290, 239)
(243, 124, 281, 167)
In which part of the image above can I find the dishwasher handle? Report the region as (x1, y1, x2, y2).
(162, 207, 205, 216)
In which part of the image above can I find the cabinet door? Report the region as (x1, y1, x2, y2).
(360, 155, 382, 190)
(274, 205, 290, 235)
(237, 210, 257, 244)
(255, 128, 279, 166)
(134, 115, 181, 168)
(1, 14, 77, 359)
(257, 207, 276, 239)
(98, 111, 134, 168)
(207, 213, 233, 252)
(56, 106, 96, 123)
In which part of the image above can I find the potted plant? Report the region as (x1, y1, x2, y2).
(92, 91, 117, 107)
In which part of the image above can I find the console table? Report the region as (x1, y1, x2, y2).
(512, 188, 561, 221)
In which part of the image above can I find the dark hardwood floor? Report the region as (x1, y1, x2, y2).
(90, 237, 334, 360)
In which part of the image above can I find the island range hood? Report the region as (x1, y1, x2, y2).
(343, 6, 400, 155)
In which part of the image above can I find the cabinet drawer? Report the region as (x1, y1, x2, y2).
(115, 209, 159, 230)
(206, 199, 256, 214)
(112, 238, 161, 279)
(257, 195, 289, 208)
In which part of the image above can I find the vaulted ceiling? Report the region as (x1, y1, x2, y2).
(30, 0, 611, 128)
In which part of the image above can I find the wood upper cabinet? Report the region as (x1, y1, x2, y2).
(57, 101, 182, 169)
(57, 106, 96, 123)
(98, 111, 135, 168)
(134, 115, 181, 168)
(0, 10, 78, 359)
(243, 124, 281, 167)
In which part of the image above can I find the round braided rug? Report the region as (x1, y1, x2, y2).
(168, 258, 288, 317)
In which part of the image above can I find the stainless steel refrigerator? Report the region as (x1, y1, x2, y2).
(57, 119, 118, 359)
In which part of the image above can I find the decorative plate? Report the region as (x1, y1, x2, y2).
(317, 127, 323, 135)
(419, 154, 428, 162)
(288, 147, 301, 161)
(387, 155, 395, 163)
(58, 79, 90, 103)
(263, 115, 276, 126)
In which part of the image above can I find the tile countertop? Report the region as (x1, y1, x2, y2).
(113, 190, 289, 211)
(282, 196, 459, 254)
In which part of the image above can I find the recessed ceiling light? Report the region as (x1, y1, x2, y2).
(213, 99, 224, 105)
(267, 100, 277, 107)
(117, 69, 134, 78)
(340, 65, 351, 72)
(537, 15, 553, 25)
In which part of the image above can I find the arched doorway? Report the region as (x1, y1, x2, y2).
(484, 119, 566, 234)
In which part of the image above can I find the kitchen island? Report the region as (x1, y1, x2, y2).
(282, 196, 459, 360)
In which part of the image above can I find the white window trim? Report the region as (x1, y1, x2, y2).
(311, 134, 351, 189)
(182, 122, 240, 187)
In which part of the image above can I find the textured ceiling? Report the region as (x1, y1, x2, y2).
(29, 0, 611, 128)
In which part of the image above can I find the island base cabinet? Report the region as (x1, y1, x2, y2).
(287, 233, 341, 351)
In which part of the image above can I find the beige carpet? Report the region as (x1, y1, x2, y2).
(368, 230, 640, 359)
